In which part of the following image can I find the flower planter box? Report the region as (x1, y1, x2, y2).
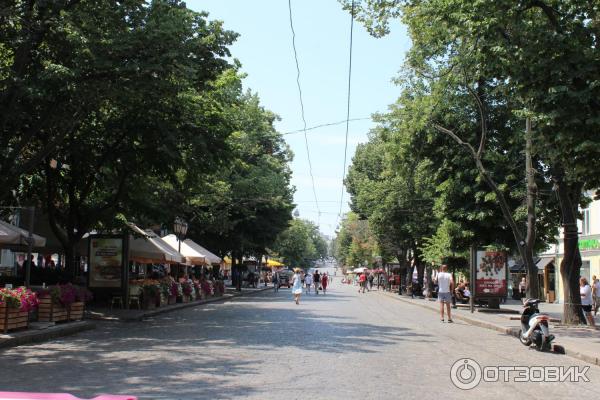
(142, 297, 157, 310)
(0, 304, 28, 333)
(68, 301, 85, 321)
(37, 297, 69, 323)
(168, 296, 177, 305)
(182, 295, 191, 303)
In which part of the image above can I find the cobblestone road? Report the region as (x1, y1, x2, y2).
(1, 273, 598, 399)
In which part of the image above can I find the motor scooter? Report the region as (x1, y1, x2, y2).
(519, 298, 555, 351)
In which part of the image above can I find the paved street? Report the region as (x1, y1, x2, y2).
(1, 274, 598, 399)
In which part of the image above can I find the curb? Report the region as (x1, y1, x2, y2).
(89, 286, 275, 322)
(379, 291, 600, 367)
(0, 321, 96, 350)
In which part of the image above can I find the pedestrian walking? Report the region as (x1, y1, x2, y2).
(435, 264, 454, 323)
(322, 272, 329, 294)
(368, 273, 374, 291)
(313, 270, 321, 295)
(292, 268, 303, 305)
(272, 270, 280, 293)
(580, 277, 595, 326)
(519, 277, 527, 299)
(359, 272, 367, 293)
(304, 271, 313, 294)
(592, 275, 600, 316)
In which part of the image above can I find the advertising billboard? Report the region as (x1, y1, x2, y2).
(475, 250, 507, 297)
(89, 236, 125, 288)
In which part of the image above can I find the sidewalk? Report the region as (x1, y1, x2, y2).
(0, 321, 95, 349)
(378, 290, 600, 367)
(1, 286, 273, 350)
(87, 285, 274, 322)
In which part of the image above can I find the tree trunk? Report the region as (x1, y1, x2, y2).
(554, 177, 585, 324)
(524, 118, 540, 299)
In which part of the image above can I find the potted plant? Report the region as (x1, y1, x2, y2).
(159, 280, 171, 306)
(70, 286, 93, 321)
(169, 281, 180, 304)
(213, 280, 225, 297)
(0, 287, 38, 333)
(38, 283, 76, 322)
(200, 280, 213, 299)
(141, 281, 160, 310)
(182, 281, 194, 303)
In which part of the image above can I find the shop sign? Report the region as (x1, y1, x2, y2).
(475, 250, 508, 297)
(89, 235, 125, 288)
(579, 239, 600, 251)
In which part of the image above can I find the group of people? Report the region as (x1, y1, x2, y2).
(355, 271, 387, 293)
(291, 269, 329, 305)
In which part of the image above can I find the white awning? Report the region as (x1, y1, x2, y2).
(183, 239, 222, 265)
(161, 234, 206, 265)
(128, 224, 185, 264)
(0, 220, 46, 248)
(536, 256, 555, 271)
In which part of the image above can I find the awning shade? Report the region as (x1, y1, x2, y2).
(265, 259, 284, 267)
(182, 240, 222, 265)
(0, 220, 46, 248)
(128, 224, 185, 264)
(161, 234, 206, 265)
(510, 257, 553, 274)
(536, 256, 555, 270)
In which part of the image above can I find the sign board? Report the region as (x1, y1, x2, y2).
(579, 239, 600, 251)
(475, 250, 507, 298)
(88, 235, 125, 288)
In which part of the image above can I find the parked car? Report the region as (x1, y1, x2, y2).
(278, 269, 294, 288)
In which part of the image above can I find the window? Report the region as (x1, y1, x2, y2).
(582, 209, 591, 235)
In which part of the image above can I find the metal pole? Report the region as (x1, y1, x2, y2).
(25, 206, 35, 288)
(470, 244, 476, 314)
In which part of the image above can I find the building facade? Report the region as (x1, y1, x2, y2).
(541, 192, 600, 303)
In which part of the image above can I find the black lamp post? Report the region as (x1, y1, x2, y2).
(173, 217, 188, 254)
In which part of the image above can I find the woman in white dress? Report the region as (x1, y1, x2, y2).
(292, 268, 303, 305)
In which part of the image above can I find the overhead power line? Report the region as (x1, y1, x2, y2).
(282, 117, 371, 135)
(338, 0, 355, 221)
(288, 0, 321, 224)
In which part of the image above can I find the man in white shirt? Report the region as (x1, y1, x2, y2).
(304, 272, 313, 294)
(435, 264, 454, 323)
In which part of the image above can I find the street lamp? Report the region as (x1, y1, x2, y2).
(293, 209, 300, 218)
(173, 217, 188, 253)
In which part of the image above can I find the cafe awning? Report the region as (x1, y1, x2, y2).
(161, 234, 207, 265)
(510, 257, 553, 274)
(182, 240, 222, 265)
(265, 258, 284, 267)
(128, 224, 185, 264)
(0, 220, 47, 249)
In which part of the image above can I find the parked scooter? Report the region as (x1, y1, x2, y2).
(519, 298, 555, 351)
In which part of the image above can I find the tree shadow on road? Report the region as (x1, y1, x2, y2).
(0, 286, 432, 399)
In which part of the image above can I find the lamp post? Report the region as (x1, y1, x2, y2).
(173, 217, 188, 254)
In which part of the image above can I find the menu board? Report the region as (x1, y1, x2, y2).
(476, 250, 507, 297)
(89, 236, 124, 288)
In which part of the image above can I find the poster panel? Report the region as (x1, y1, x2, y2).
(89, 236, 124, 288)
(475, 250, 507, 297)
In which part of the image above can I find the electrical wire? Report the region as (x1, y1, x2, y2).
(338, 0, 355, 221)
(282, 117, 371, 135)
(288, 0, 320, 224)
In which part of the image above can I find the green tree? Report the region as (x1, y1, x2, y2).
(16, 0, 238, 273)
(273, 219, 321, 269)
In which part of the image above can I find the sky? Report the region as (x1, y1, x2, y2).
(188, 0, 411, 236)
